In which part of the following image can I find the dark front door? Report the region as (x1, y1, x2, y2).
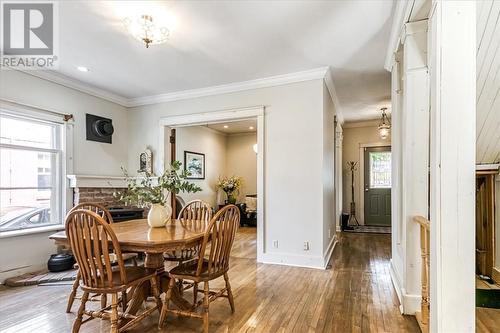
(364, 146, 391, 226)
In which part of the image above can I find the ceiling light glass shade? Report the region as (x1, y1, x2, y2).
(378, 107, 391, 140)
(124, 15, 169, 48)
(378, 124, 390, 139)
(253, 143, 258, 154)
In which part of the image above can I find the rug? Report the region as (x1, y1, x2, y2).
(343, 225, 391, 234)
(5, 269, 78, 287)
(476, 289, 500, 309)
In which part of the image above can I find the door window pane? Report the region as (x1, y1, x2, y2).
(369, 151, 391, 188)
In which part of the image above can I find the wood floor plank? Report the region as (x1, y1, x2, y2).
(9, 229, 494, 332)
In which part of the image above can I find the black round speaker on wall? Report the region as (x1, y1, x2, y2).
(93, 119, 114, 137)
(86, 113, 114, 144)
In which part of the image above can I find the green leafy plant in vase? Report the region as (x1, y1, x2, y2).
(115, 161, 201, 227)
(217, 176, 243, 205)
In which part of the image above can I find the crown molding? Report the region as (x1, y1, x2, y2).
(127, 67, 329, 107)
(324, 68, 344, 124)
(18, 69, 130, 107)
(18, 66, 338, 109)
(384, 0, 414, 71)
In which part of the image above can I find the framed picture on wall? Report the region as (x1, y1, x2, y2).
(184, 151, 205, 179)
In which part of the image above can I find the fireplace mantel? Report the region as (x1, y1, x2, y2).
(67, 175, 128, 188)
(67, 174, 157, 188)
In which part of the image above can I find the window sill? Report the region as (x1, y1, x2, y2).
(0, 225, 64, 239)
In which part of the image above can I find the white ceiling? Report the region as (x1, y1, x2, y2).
(205, 119, 257, 135)
(54, 0, 394, 121)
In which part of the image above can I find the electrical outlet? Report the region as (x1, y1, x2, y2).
(303, 241, 310, 251)
(273, 240, 279, 248)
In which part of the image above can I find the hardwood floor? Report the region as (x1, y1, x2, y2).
(476, 276, 500, 332)
(0, 230, 427, 332)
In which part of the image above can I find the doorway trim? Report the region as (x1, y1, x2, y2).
(358, 142, 391, 225)
(158, 106, 265, 262)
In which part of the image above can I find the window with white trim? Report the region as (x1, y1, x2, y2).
(0, 112, 64, 233)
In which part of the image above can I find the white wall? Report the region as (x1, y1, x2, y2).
(0, 70, 129, 282)
(0, 71, 129, 176)
(342, 121, 389, 224)
(322, 83, 335, 256)
(334, 122, 343, 231)
(226, 133, 257, 201)
(0, 71, 337, 279)
(127, 79, 332, 267)
(175, 126, 227, 207)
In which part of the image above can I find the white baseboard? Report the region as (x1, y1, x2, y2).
(323, 235, 338, 267)
(260, 252, 326, 270)
(401, 293, 422, 315)
(390, 260, 404, 312)
(389, 260, 422, 315)
(258, 235, 338, 270)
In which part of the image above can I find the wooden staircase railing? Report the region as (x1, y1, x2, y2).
(414, 216, 430, 333)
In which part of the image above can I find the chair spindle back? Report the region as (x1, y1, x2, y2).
(65, 210, 126, 289)
(178, 200, 212, 230)
(70, 202, 113, 224)
(197, 205, 240, 276)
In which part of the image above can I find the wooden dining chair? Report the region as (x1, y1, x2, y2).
(66, 203, 138, 313)
(164, 200, 212, 299)
(159, 204, 240, 333)
(164, 200, 212, 264)
(66, 209, 161, 333)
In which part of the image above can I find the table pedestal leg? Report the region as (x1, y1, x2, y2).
(125, 252, 192, 316)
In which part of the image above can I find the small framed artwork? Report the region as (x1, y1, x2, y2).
(184, 151, 205, 179)
(138, 148, 153, 174)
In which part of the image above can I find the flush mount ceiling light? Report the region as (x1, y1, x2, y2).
(77, 66, 89, 72)
(223, 125, 229, 129)
(249, 126, 254, 130)
(378, 107, 391, 140)
(123, 15, 169, 48)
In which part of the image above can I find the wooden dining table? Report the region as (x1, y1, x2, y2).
(49, 218, 207, 315)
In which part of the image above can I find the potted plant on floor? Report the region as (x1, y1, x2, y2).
(217, 176, 243, 204)
(116, 161, 201, 227)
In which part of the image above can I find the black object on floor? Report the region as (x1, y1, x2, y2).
(340, 213, 349, 231)
(476, 289, 500, 309)
(47, 253, 75, 272)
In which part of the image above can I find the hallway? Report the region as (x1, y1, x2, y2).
(0, 231, 420, 332)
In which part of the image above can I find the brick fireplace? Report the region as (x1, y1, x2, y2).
(73, 187, 124, 207)
(67, 175, 146, 218)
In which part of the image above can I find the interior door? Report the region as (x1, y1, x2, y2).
(364, 146, 391, 226)
(476, 173, 495, 279)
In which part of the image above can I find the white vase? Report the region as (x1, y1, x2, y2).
(147, 203, 172, 228)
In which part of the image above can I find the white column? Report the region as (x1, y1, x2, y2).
(428, 1, 476, 332)
(390, 49, 405, 304)
(335, 122, 343, 231)
(400, 20, 431, 314)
